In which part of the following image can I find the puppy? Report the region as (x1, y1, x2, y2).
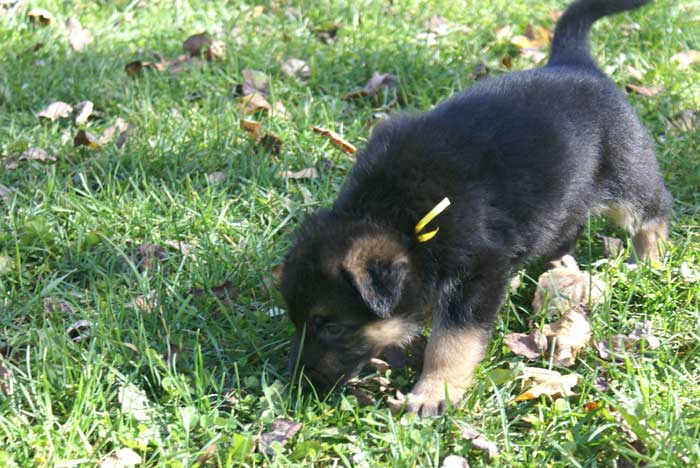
(281, 0, 671, 416)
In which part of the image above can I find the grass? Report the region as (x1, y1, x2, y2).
(1, 0, 699, 466)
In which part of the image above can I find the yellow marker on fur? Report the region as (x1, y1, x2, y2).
(415, 197, 451, 243)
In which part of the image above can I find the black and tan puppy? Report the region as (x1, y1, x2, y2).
(281, 0, 671, 416)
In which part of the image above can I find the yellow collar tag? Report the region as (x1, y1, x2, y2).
(415, 197, 451, 243)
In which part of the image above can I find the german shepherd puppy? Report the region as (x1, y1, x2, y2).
(281, 0, 671, 416)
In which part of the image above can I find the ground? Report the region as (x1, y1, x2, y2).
(1, 0, 699, 467)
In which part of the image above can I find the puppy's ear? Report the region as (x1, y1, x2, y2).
(343, 236, 409, 318)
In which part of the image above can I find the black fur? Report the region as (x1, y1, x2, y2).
(281, 0, 671, 394)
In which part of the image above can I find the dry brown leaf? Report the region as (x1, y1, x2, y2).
(37, 101, 73, 121)
(598, 234, 624, 258)
(281, 58, 311, 80)
(240, 119, 262, 138)
(43, 297, 75, 316)
(680, 261, 700, 282)
(127, 292, 159, 313)
(206, 40, 226, 61)
(504, 328, 547, 360)
(258, 419, 302, 455)
(66, 17, 92, 52)
(74, 130, 102, 149)
(239, 93, 272, 115)
(665, 110, 699, 133)
(343, 72, 399, 101)
(515, 367, 579, 401)
(625, 84, 661, 97)
(135, 243, 167, 270)
(501, 55, 513, 69)
(27, 8, 53, 26)
(183, 32, 212, 56)
(118, 384, 151, 422)
(279, 167, 318, 179)
(66, 319, 91, 343)
(163, 240, 197, 256)
(74, 100, 93, 125)
(541, 306, 591, 366)
(0, 359, 12, 397)
(257, 133, 284, 155)
(595, 320, 660, 361)
(442, 455, 469, 468)
(625, 65, 644, 82)
(311, 126, 356, 155)
(242, 69, 270, 96)
(310, 22, 341, 45)
(115, 126, 132, 150)
(458, 423, 499, 459)
(19, 147, 55, 163)
(207, 171, 226, 185)
(0, 184, 11, 203)
(190, 281, 238, 310)
(511, 24, 551, 51)
(470, 61, 490, 81)
(672, 50, 700, 69)
(101, 118, 129, 144)
(424, 15, 451, 36)
(125, 59, 167, 77)
(100, 448, 142, 468)
(532, 255, 606, 315)
(197, 444, 217, 466)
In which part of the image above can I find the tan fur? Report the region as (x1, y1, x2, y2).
(341, 234, 408, 277)
(603, 202, 643, 233)
(632, 217, 669, 262)
(362, 316, 422, 349)
(405, 325, 489, 416)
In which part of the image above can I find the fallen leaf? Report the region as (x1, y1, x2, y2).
(27, 7, 53, 26)
(279, 168, 318, 179)
(593, 371, 611, 392)
(163, 343, 180, 364)
(66, 17, 92, 52)
(258, 419, 302, 455)
(3, 158, 19, 170)
(595, 320, 660, 361)
(124, 59, 167, 77)
(239, 93, 272, 115)
(311, 125, 356, 155)
(625, 65, 644, 82)
(115, 126, 132, 149)
(504, 328, 547, 359)
(369, 357, 390, 375)
(118, 384, 151, 422)
(625, 84, 661, 97)
(240, 69, 270, 96)
(127, 292, 159, 313)
(532, 255, 606, 315)
(240, 119, 262, 138)
(665, 110, 699, 133)
(281, 58, 311, 80)
(43, 297, 75, 316)
(310, 21, 341, 44)
(197, 444, 217, 466)
(207, 171, 226, 185)
(598, 234, 624, 258)
(183, 32, 212, 56)
(672, 50, 700, 69)
(65, 319, 91, 343)
(73, 100, 93, 125)
(73, 130, 102, 149)
(501, 55, 513, 69)
(442, 455, 469, 468)
(515, 367, 579, 401)
(541, 305, 591, 366)
(0, 359, 12, 396)
(494, 25, 513, 41)
(206, 40, 226, 61)
(343, 72, 399, 101)
(100, 118, 129, 144)
(458, 423, 499, 459)
(19, 147, 56, 162)
(470, 61, 490, 81)
(680, 261, 700, 282)
(100, 448, 142, 468)
(511, 24, 551, 50)
(37, 101, 73, 121)
(583, 401, 601, 411)
(424, 15, 451, 36)
(257, 133, 283, 155)
(163, 240, 197, 256)
(273, 101, 289, 119)
(135, 243, 167, 270)
(0, 184, 11, 203)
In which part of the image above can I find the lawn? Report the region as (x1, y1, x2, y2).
(1, 0, 699, 466)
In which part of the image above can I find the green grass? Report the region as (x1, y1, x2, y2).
(1, 0, 699, 466)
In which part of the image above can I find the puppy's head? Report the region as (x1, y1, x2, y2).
(281, 212, 422, 392)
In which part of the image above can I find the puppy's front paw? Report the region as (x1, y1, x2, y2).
(405, 380, 465, 417)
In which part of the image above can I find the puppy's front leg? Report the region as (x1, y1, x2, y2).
(405, 276, 506, 416)
(405, 323, 489, 416)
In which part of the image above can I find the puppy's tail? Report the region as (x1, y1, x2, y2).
(548, 0, 651, 67)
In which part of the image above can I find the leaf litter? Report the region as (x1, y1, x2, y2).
(257, 419, 303, 455)
(99, 448, 141, 468)
(311, 125, 356, 155)
(66, 17, 92, 52)
(37, 101, 73, 121)
(594, 320, 660, 361)
(515, 367, 579, 401)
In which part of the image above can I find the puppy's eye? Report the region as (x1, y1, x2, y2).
(322, 322, 345, 339)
